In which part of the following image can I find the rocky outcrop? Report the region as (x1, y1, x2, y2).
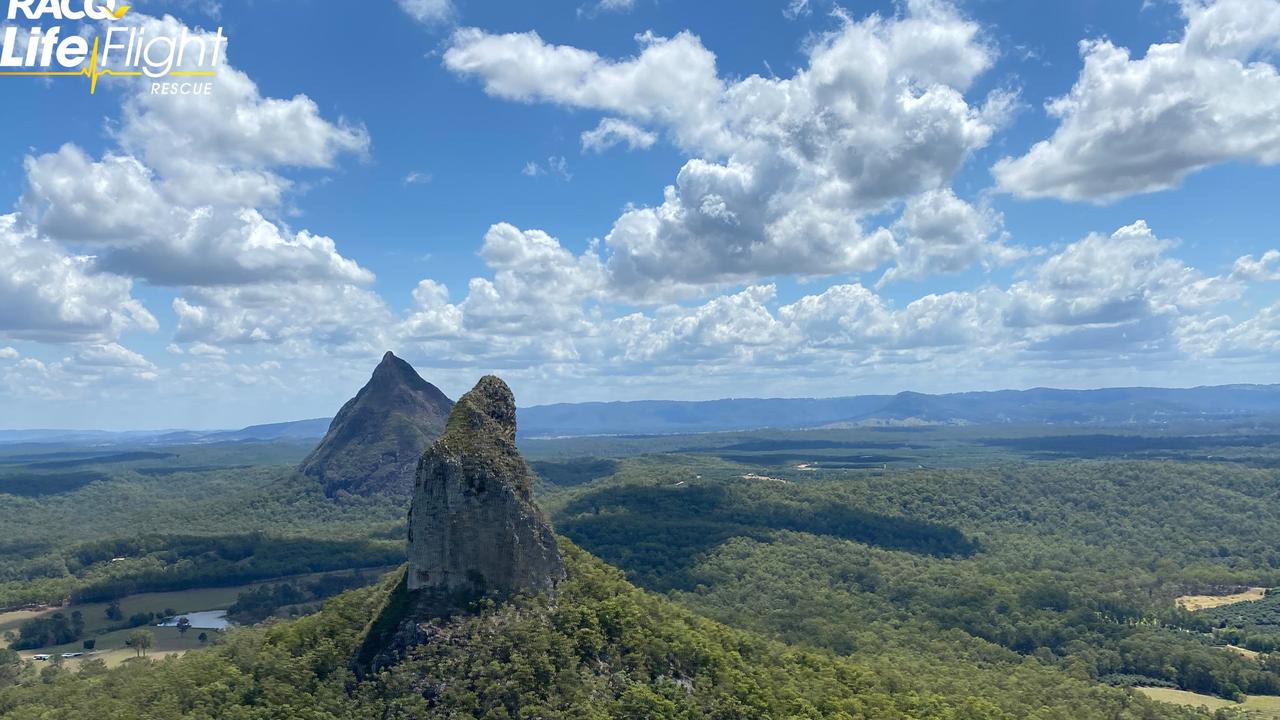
(406, 375, 564, 599)
(354, 375, 564, 673)
(300, 352, 453, 497)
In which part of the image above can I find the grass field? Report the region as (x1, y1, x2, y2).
(23, 625, 212, 669)
(1176, 587, 1268, 611)
(1137, 687, 1280, 718)
(4, 566, 396, 668)
(0, 608, 48, 637)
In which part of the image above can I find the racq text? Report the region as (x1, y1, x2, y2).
(151, 80, 212, 95)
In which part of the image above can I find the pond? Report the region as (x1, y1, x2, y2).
(157, 610, 230, 629)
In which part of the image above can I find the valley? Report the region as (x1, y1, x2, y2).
(3, 358, 1280, 718)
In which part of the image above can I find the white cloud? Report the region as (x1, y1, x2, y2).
(879, 189, 1022, 286)
(994, 0, 1280, 202)
(390, 219, 1280, 385)
(0, 214, 156, 344)
(783, 0, 812, 19)
(1231, 249, 1280, 281)
(403, 171, 433, 185)
(173, 282, 393, 353)
(23, 146, 373, 286)
(1005, 221, 1234, 330)
(581, 118, 658, 152)
(445, 2, 1013, 298)
(596, 0, 635, 11)
(522, 156, 571, 180)
(397, 0, 455, 24)
(72, 343, 157, 373)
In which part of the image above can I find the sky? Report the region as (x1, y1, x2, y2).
(2, 0, 1279, 430)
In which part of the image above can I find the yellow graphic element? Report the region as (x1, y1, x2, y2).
(0, 37, 215, 94)
(111, 6, 131, 19)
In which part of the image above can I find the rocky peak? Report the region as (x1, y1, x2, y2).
(299, 351, 453, 497)
(355, 375, 563, 674)
(407, 375, 563, 597)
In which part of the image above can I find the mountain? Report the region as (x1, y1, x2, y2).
(7, 383, 1279, 446)
(518, 395, 893, 437)
(518, 384, 1280, 436)
(358, 375, 565, 672)
(833, 385, 1280, 426)
(299, 352, 453, 497)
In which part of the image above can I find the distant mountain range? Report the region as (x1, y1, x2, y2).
(3, 384, 1278, 446)
(515, 384, 1280, 437)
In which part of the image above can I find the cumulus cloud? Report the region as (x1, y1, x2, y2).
(23, 146, 372, 287)
(445, 1, 1015, 297)
(879, 189, 1022, 285)
(580, 118, 658, 153)
(994, 0, 1280, 202)
(1182, 303, 1280, 358)
(390, 219, 1278, 386)
(17, 14, 372, 289)
(0, 215, 156, 344)
(1231, 249, 1280, 281)
(1005, 221, 1235, 331)
(173, 282, 393, 353)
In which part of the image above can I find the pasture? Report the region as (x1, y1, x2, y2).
(1177, 587, 1268, 611)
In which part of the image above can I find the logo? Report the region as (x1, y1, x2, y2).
(0, 0, 225, 94)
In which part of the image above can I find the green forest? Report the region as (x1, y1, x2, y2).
(3, 427, 1280, 717)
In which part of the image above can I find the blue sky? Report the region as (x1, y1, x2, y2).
(1, 0, 1279, 429)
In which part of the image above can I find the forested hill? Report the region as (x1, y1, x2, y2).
(518, 384, 1280, 437)
(0, 543, 1213, 720)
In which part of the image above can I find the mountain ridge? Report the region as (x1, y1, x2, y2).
(3, 382, 1277, 444)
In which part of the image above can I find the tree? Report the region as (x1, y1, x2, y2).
(197, 632, 209, 644)
(176, 617, 192, 636)
(127, 630, 154, 658)
(0, 648, 20, 688)
(82, 639, 96, 651)
(105, 601, 123, 622)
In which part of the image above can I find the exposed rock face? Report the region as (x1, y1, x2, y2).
(407, 375, 565, 598)
(300, 352, 453, 497)
(354, 375, 564, 674)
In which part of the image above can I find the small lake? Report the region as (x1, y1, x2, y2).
(157, 610, 230, 629)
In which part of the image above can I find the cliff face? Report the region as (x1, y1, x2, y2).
(407, 375, 565, 598)
(300, 352, 453, 497)
(355, 375, 564, 674)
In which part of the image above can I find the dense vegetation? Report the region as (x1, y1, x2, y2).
(0, 447, 405, 607)
(546, 451, 1280, 701)
(226, 571, 376, 624)
(4, 426, 1280, 716)
(1203, 592, 1280, 653)
(0, 545, 1214, 719)
(9, 610, 83, 650)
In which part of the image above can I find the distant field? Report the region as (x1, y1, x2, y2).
(4, 567, 395, 665)
(1137, 687, 1280, 718)
(1177, 587, 1267, 611)
(21, 625, 210, 669)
